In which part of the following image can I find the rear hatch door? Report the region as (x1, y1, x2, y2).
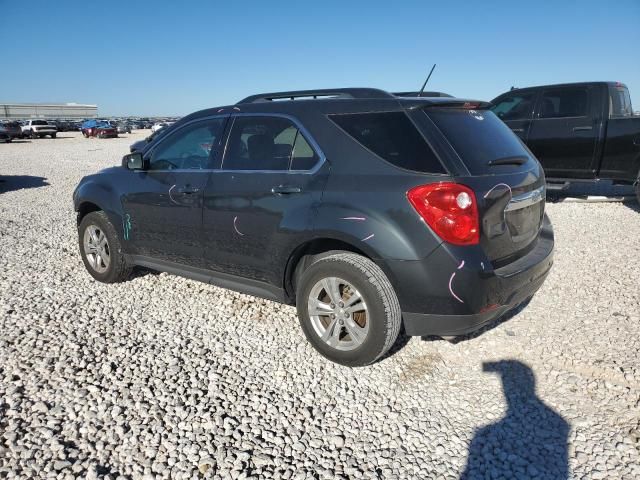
(422, 105, 546, 266)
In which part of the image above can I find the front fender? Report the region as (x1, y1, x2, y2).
(73, 175, 127, 244)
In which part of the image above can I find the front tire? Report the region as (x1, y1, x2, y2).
(296, 252, 401, 367)
(51, 133, 56, 138)
(78, 211, 132, 283)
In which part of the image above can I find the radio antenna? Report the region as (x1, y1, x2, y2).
(418, 64, 437, 97)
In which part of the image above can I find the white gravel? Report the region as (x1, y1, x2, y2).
(1, 132, 639, 479)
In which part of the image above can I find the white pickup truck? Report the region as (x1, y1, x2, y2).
(21, 120, 57, 139)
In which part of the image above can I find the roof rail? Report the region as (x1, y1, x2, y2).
(393, 91, 453, 98)
(237, 88, 395, 104)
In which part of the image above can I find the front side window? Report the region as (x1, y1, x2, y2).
(222, 116, 319, 171)
(149, 118, 225, 171)
(491, 92, 536, 121)
(539, 88, 588, 118)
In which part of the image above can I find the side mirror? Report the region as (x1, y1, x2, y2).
(123, 152, 144, 170)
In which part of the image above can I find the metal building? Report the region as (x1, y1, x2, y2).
(0, 103, 98, 120)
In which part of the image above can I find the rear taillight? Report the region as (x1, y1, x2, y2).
(407, 182, 480, 245)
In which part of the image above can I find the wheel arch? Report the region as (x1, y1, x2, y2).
(283, 236, 397, 304)
(76, 201, 102, 226)
(74, 178, 125, 238)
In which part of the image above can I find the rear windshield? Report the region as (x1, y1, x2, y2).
(329, 111, 445, 174)
(425, 108, 533, 175)
(32, 120, 48, 126)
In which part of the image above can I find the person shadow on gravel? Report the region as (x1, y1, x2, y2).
(460, 360, 569, 480)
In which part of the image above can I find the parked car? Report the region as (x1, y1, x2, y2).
(21, 120, 57, 139)
(0, 126, 11, 143)
(0, 121, 23, 140)
(117, 123, 132, 134)
(491, 82, 640, 201)
(81, 120, 118, 138)
(73, 87, 554, 366)
(151, 122, 168, 133)
(129, 126, 172, 153)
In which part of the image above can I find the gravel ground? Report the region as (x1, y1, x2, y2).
(1, 132, 639, 479)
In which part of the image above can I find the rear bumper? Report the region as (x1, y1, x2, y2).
(386, 215, 554, 337)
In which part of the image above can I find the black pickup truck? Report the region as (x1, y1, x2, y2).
(491, 82, 640, 202)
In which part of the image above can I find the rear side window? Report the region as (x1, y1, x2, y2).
(491, 92, 536, 121)
(539, 88, 588, 118)
(223, 116, 319, 171)
(329, 112, 445, 174)
(426, 108, 534, 175)
(609, 86, 633, 118)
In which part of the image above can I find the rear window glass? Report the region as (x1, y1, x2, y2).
(32, 120, 48, 126)
(223, 116, 319, 171)
(426, 108, 533, 175)
(329, 112, 445, 174)
(610, 86, 633, 118)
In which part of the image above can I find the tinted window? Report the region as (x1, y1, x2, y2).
(539, 88, 588, 118)
(329, 112, 445, 174)
(32, 120, 48, 126)
(223, 116, 318, 171)
(149, 118, 225, 170)
(610, 86, 633, 118)
(491, 93, 536, 121)
(426, 108, 534, 175)
(290, 133, 318, 170)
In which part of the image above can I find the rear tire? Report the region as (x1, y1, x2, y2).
(51, 133, 56, 139)
(78, 211, 132, 283)
(296, 252, 401, 367)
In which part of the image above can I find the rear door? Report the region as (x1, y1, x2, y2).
(203, 114, 328, 286)
(526, 85, 602, 178)
(121, 116, 228, 268)
(598, 84, 640, 181)
(490, 90, 538, 141)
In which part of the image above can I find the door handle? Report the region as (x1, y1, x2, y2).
(510, 128, 525, 133)
(572, 126, 593, 132)
(176, 186, 200, 194)
(271, 185, 302, 195)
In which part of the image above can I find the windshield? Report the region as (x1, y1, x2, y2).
(32, 120, 48, 126)
(425, 108, 536, 174)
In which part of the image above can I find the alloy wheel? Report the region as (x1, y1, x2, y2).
(83, 225, 110, 273)
(307, 277, 369, 351)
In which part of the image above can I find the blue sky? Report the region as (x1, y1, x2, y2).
(1, 0, 638, 116)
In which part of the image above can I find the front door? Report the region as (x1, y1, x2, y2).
(121, 116, 228, 268)
(526, 85, 600, 178)
(203, 114, 328, 286)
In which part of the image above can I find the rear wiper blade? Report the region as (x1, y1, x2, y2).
(487, 156, 528, 166)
